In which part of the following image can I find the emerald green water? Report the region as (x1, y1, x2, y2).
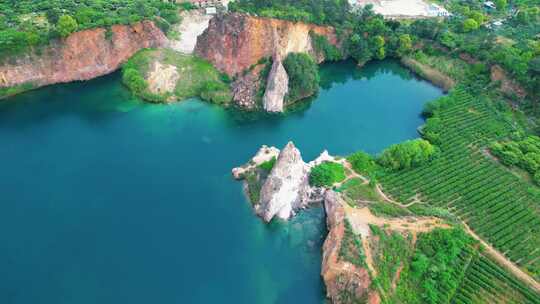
(0, 60, 441, 303)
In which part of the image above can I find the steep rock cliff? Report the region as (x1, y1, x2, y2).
(0, 21, 166, 93)
(195, 13, 337, 76)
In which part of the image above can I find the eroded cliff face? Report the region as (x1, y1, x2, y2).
(322, 191, 380, 304)
(195, 13, 338, 76)
(0, 21, 166, 92)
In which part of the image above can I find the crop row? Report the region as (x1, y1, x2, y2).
(379, 89, 540, 280)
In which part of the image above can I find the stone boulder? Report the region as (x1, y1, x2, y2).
(263, 57, 289, 113)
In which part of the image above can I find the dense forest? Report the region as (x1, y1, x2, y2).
(0, 0, 186, 58)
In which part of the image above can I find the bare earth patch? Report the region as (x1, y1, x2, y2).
(147, 61, 179, 97)
(354, 0, 448, 18)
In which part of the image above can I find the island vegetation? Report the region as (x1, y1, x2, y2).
(309, 161, 346, 187)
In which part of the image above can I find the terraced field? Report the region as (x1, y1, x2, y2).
(452, 251, 540, 304)
(379, 88, 540, 281)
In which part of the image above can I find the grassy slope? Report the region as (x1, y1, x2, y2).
(122, 48, 232, 104)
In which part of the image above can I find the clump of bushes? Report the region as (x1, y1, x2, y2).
(378, 139, 437, 171)
(369, 202, 411, 218)
(347, 151, 377, 175)
(122, 68, 148, 95)
(422, 95, 459, 117)
(258, 157, 276, 172)
(310, 31, 342, 61)
(309, 161, 346, 187)
(283, 53, 320, 102)
(490, 135, 540, 185)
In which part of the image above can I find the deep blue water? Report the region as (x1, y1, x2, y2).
(0, 60, 442, 304)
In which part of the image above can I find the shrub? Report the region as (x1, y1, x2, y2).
(491, 137, 540, 180)
(378, 139, 437, 171)
(422, 117, 443, 144)
(534, 171, 540, 186)
(347, 151, 376, 175)
(311, 31, 342, 61)
(258, 157, 276, 172)
(122, 68, 147, 94)
(462, 19, 479, 32)
(422, 96, 457, 117)
(309, 161, 346, 187)
(369, 202, 411, 218)
(57, 15, 78, 38)
(283, 53, 320, 102)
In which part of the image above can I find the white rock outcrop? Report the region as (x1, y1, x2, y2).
(258, 142, 310, 221)
(263, 57, 289, 113)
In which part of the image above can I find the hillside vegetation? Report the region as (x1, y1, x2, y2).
(0, 0, 187, 59)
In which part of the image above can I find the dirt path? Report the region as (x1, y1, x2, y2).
(463, 223, 540, 293)
(332, 160, 369, 189)
(344, 204, 450, 237)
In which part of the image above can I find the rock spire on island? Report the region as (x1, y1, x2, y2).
(258, 142, 310, 221)
(232, 141, 326, 222)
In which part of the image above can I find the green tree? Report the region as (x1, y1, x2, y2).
(122, 68, 147, 94)
(57, 15, 78, 38)
(468, 11, 485, 24)
(494, 0, 507, 11)
(347, 151, 376, 175)
(462, 18, 479, 32)
(397, 34, 412, 56)
(309, 161, 346, 187)
(372, 35, 386, 60)
(378, 139, 437, 171)
(283, 53, 320, 101)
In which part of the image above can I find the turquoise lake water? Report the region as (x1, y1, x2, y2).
(0, 60, 442, 304)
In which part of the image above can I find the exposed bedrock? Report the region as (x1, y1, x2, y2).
(262, 56, 289, 113)
(194, 13, 338, 76)
(232, 141, 326, 222)
(0, 21, 166, 93)
(258, 141, 311, 221)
